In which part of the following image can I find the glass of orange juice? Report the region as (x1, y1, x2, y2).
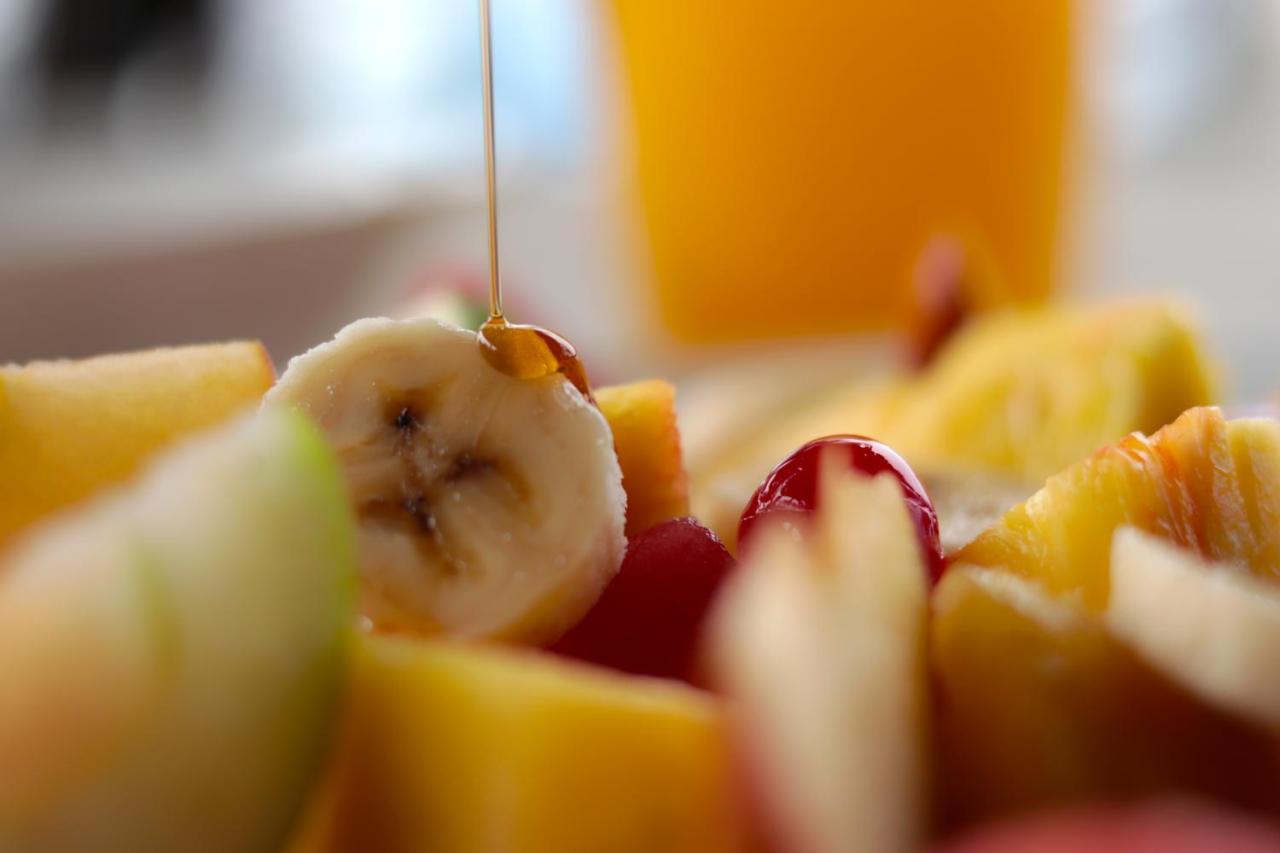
(607, 1, 1074, 343)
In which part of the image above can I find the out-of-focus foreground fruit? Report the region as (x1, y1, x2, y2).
(596, 379, 691, 537)
(691, 300, 1216, 546)
(932, 566, 1280, 830)
(736, 435, 944, 582)
(1109, 527, 1280, 729)
(291, 635, 751, 853)
(0, 342, 275, 551)
(956, 407, 1280, 611)
(935, 801, 1280, 853)
(708, 469, 929, 853)
(0, 411, 355, 852)
(551, 517, 734, 682)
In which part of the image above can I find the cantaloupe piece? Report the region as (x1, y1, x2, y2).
(294, 634, 750, 853)
(597, 379, 690, 537)
(0, 342, 275, 550)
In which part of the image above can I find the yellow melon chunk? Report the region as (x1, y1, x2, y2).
(0, 342, 275, 550)
(293, 634, 750, 853)
(597, 379, 690, 537)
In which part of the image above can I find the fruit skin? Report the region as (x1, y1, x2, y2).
(550, 517, 735, 682)
(737, 435, 944, 581)
(293, 634, 751, 853)
(0, 341, 275, 552)
(0, 410, 355, 852)
(1108, 527, 1280, 729)
(691, 300, 1216, 544)
(935, 801, 1280, 853)
(955, 407, 1280, 611)
(264, 316, 626, 645)
(596, 379, 691, 537)
(932, 566, 1280, 831)
(708, 470, 929, 853)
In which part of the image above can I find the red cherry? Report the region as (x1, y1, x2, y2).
(737, 435, 945, 583)
(550, 517, 735, 682)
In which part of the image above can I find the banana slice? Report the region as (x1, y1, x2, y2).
(264, 317, 626, 643)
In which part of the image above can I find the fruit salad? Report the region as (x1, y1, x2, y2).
(5, 297, 1280, 852)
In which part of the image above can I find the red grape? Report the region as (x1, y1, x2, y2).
(737, 435, 945, 582)
(550, 517, 735, 682)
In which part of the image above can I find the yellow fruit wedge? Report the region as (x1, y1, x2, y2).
(292, 634, 751, 853)
(690, 300, 1215, 545)
(706, 468, 929, 853)
(932, 565, 1280, 831)
(955, 407, 1280, 611)
(0, 342, 275, 551)
(597, 379, 690, 537)
(1109, 527, 1280, 729)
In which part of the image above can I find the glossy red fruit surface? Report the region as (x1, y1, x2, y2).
(934, 801, 1280, 853)
(550, 517, 735, 682)
(737, 435, 944, 582)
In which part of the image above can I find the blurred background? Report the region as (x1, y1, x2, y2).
(0, 0, 1276, 394)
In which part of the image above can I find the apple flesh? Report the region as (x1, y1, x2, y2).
(708, 469, 929, 853)
(0, 411, 355, 852)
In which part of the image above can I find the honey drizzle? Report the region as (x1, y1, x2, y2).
(475, 0, 592, 401)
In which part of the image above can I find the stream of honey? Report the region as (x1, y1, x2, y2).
(474, 0, 592, 400)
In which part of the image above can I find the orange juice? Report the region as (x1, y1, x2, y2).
(608, 2, 1073, 343)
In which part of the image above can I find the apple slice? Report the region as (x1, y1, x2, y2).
(0, 411, 356, 851)
(1109, 526, 1280, 728)
(706, 467, 929, 853)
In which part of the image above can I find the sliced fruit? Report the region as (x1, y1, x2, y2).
(264, 317, 626, 644)
(955, 408, 1280, 611)
(596, 379, 690, 537)
(0, 341, 274, 551)
(708, 468, 929, 853)
(0, 411, 355, 851)
(736, 435, 944, 582)
(691, 300, 1215, 543)
(935, 801, 1280, 853)
(301, 634, 751, 853)
(932, 565, 1280, 830)
(551, 517, 735, 682)
(1109, 527, 1280, 728)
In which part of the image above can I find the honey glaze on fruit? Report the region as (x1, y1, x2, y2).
(474, 0, 591, 401)
(478, 318, 592, 400)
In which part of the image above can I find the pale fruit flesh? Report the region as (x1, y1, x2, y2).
(1109, 527, 1280, 729)
(708, 469, 929, 853)
(0, 411, 355, 852)
(264, 317, 626, 644)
